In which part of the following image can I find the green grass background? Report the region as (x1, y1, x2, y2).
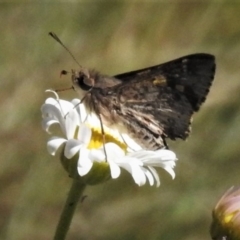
(1, 1, 240, 240)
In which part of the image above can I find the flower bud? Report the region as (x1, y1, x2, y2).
(211, 187, 240, 240)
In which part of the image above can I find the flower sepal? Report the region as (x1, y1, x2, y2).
(81, 161, 111, 185)
(60, 145, 79, 179)
(60, 147, 111, 185)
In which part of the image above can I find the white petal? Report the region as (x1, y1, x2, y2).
(45, 96, 75, 116)
(77, 124, 92, 145)
(77, 149, 93, 176)
(44, 96, 59, 106)
(88, 149, 105, 162)
(108, 160, 121, 179)
(65, 110, 80, 139)
(155, 149, 177, 161)
(71, 99, 88, 123)
(104, 143, 126, 178)
(87, 143, 122, 178)
(45, 90, 59, 100)
(118, 159, 146, 186)
(77, 162, 93, 176)
(47, 137, 66, 155)
(64, 139, 83, 159)
(131, 165, 147, 186)
(121, 133, 143, 151)
(42, 96, 87, 140)
(41, 103, 63, 124)
(87, 112, 101, 126)
(143, 168, 154, 186)
(125, 150, 176, 186)
(162, 165, 176, 179)
(58, 100, 76, 114)
(71, 99, 81, 107)
(42, 118, 58, 133)
(132, 150, 177, 167)
(41, 102, 68, 135)
(104, 143, 125, 160)
(148, 166, 160, 187)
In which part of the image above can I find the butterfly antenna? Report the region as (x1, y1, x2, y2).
(49, 32, 82, 68)
(55, 86, 74, 93)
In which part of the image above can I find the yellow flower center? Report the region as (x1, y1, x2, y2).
(87, 126, 127, 152)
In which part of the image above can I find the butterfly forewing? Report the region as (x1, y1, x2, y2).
(114, 54, 215, 110)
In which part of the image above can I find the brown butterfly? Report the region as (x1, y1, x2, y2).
(50, 32, 216, 150)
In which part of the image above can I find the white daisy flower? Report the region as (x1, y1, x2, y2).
(41, 90, 177, 187)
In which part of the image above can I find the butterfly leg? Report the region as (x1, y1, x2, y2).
(98, 113, 108, 161)
(162, 136, 169, 149)
(90, 96, 108, 161)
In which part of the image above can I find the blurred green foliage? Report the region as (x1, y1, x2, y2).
(1, 1, 240, 240)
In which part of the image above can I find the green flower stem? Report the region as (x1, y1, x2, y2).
(53, 179, 86, 240)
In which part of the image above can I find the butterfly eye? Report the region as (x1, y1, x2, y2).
(76, 74, 92, 91)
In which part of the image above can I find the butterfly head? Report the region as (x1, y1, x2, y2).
(71, 69, 95, 97)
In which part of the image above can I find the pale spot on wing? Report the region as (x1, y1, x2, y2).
(189, 116, 193, 123)
(152, 76, 166, 86)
